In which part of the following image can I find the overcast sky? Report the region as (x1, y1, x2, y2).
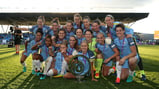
(0, 0, 159, 33)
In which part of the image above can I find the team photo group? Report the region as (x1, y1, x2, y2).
(14, 13, 146, 84)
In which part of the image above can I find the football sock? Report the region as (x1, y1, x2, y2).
(61, 60, 67, 75)
(116, 61, 121, 78)
(95, 58, 103, 73)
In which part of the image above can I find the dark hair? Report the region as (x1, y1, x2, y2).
(92, 19, 101, 25)
(84, 29, 93, 35)
(115, 23, 125, 31)
(69, 35, 79, 50)
(45, 35, 52, 45)
(74, 13, 82, 21)
(75, 28, 83, 35)
(45, 35, 52, 40)
(36, 28, 43, 36)
(52, 17, 60, 25)
(55, 29, 66, 42)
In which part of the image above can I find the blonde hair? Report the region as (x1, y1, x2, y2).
(74, 13, 82, 21)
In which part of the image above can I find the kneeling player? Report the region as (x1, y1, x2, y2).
(95, 33, 119, 78)
(114, 24, 138, 83)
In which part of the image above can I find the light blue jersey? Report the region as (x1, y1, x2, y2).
(77, 50, 95, 76)
(30, 40, 41, 54)
(93, 30, 107, 38)
(82, 25, 92, 34)
(95, 43, 116, 67)
(67, 44, 76, 55)
(48, 30, 55, 37)
(23, 41, 32, 56)
(55, 52, 68, 73)
(40, 45, 55, 61)
(100, 26, 106, 33)
(114, 37, 135, 68)
(29, 25, 50, 39)
(107, 22, 134, 40)
(55, 38, 67, 51)
(65, 30, 75, 40)
(73, 22, 83, 29)
(77, 37, 85, 46)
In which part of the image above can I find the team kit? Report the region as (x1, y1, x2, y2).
(15, 14, 146, 83)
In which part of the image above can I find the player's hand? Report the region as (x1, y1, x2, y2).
(13, 26, 18, 30)
(104, 58, 110, 64)
(92, 78, 98, 82)
(49, 46, 52, 50)
(61, 50, 66, 55)
(119, 59, 125, 65)
(37, 41, 42, 45)
(24, 50, 27, 53)
(51, 36, 56, 40)
(95, 48, 100, 54)
(95, 48, 99, 53)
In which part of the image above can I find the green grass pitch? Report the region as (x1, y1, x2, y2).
(0, 45, 159, 89)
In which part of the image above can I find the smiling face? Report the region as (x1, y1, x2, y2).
(52, 22, 59, 31)
(36, 32, 42, 41)
(85, 31, 92, 41)
(116, 27, 125, 38)
(60, 44, 67, 53)
(58, 30, 66, 39)
(83, 19, 90, 28)
(80, 42, 88, 53)
(69, 36, 77, 47)
(76, 29, 83, 38)
(45, 37, 52, 47)
(105, 16, 114, 27)
(92, 23, 100, 32)
(66, 22, 73, 32)
(96, 33, 105, 44)
(37, 19, 44, 28)
(74, 17, 81, 25)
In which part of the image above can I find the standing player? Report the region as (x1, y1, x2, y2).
(14, 27, 22, 54)
(73, 13, 83, 29)
(49, 18, 60, 37)
(105, 14, 133, 39)
(92, 20, 107, 38)
(82, 16, 92, 33)
(105, 14, 146, 80)
(65, 20, 75, 40)
(15, 16, 50, 39)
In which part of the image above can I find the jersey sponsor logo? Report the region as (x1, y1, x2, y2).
(111, 44, 115, 48)
(130, 42, 134, 45)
